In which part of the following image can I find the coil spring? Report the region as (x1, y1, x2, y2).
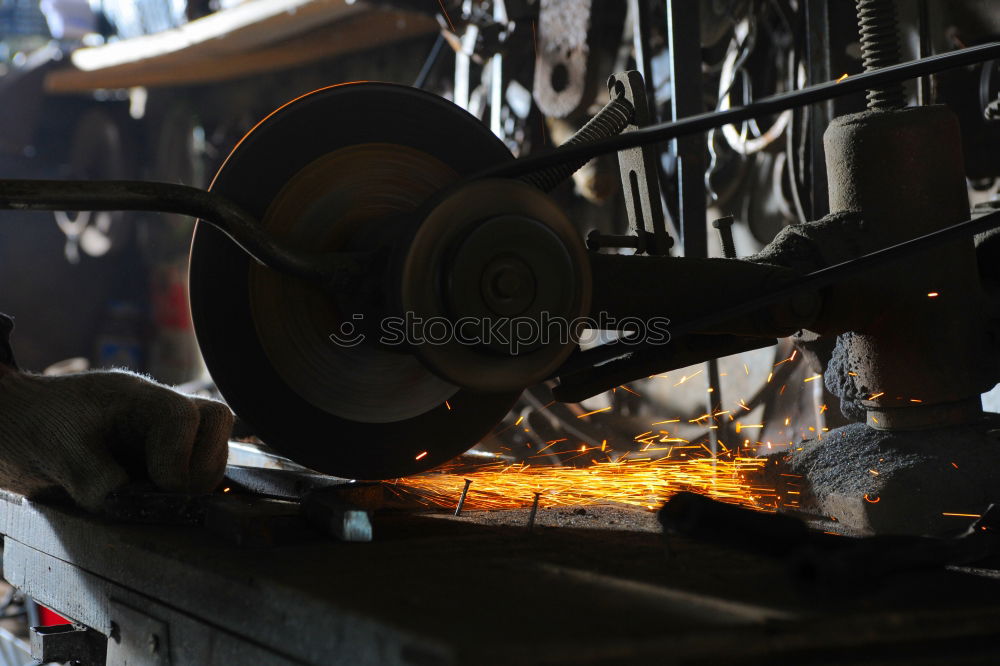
(521, 96, 634, 192)
(857, 0, 906, 111)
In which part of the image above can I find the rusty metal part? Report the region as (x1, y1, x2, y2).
(532, 0, 591, 118)
(824, 104, 998, 420)
(609, 70, 673, 256)
(190, 83, 519, 480)
(400, 178, 591, 392)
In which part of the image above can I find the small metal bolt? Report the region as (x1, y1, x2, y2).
(148, 633, 159, 654)
(527, 492, 542, 532)
(109, 622, 121, 644)
(711, 215, 737, 259)
(454, 479, 472, 516)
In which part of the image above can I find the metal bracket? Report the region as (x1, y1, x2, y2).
(106, 600, 171, 666)
(31, 622, 107, 665)
(608, 71, 673, 256)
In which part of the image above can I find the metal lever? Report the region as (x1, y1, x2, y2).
(608, 71, 674, 256)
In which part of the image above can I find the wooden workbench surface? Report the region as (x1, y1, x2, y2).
(3, 493, 1000, 664)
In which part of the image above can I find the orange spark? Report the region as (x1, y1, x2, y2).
(673, 369, 703, 387)
(436, 0, 456, 32)
(395, 451, 778, 512)
(415, 451, 429, 460)
(577, 406, 611, 419)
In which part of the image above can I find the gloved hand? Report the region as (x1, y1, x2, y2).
(0, 368, 232, 511)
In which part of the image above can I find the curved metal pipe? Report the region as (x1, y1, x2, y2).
(0, 179, 367, 290)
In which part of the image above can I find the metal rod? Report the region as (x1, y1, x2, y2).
(414, 33, 446, 89)
(917, 0, 932, 105)
(527, 492, 541, 532)
(631, 0, 659, 124)
(805, 0, 832, 219)
(0, 180, 365, 290)
(667, 0, 706, 259)
(473, 42, 1000, 183)
(454, 478, 473, 516)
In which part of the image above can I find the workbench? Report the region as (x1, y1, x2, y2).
(4, 483, 1000, 664)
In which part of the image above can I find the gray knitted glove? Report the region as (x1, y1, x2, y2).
(0, 368, 232, 510)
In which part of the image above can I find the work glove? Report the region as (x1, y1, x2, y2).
(0, 367, 232, 511)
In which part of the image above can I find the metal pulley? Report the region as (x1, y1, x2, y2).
(399, 177, 591, 392)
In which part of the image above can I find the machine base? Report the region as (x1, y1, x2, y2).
(763, 417, 1000, 536)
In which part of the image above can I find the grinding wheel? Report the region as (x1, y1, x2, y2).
(189, 83, 521, 479)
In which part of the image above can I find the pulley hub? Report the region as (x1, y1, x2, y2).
(400, 179, 592, 392)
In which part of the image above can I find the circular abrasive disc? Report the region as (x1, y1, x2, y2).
(189, 83, 521, 479)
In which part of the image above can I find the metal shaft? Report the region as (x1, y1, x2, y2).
(553, 206, 1000, 397)
(476, 43, 1000, 183)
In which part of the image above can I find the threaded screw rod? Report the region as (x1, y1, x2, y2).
(857, 0, 906, 111)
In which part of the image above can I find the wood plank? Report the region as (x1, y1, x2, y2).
(74, 0, 362, 71)
(44, 6, 437, 92)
